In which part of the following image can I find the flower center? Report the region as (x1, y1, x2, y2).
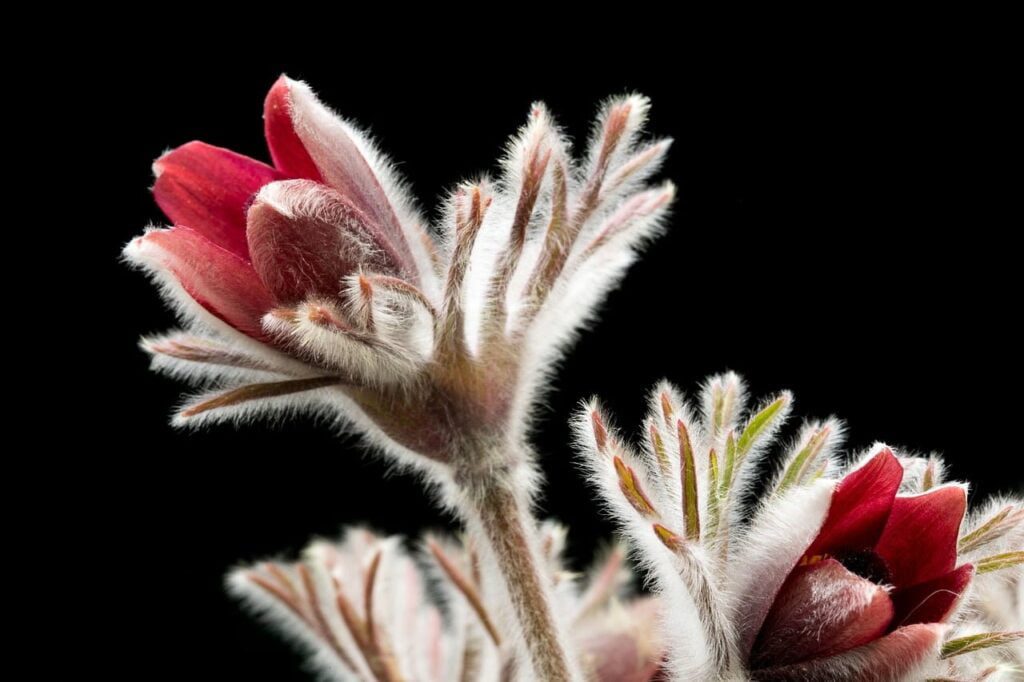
(835, 549, 891, 585)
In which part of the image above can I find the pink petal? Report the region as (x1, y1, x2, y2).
(129, 227, 274, 340)
(751, 558, 893, 668)
(891, 563, 973, 627)
(153, 141, 283, 260)
(805, 448, 903, 557)
(875, 485, 967, 587)
(263, 76, 324, 182)
(583, 630, 663, 682)
(261, 77, 415, 275)
(581, 599, 664, 682)
(752, 623, 945, 681)
(246, 180, 406, 305)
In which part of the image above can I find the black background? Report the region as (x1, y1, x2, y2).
(85, 26, 1019, 679)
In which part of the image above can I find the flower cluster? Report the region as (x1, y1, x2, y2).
(127, 78, 1021, 681)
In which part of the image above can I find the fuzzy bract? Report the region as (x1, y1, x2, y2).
(229, 526, 663, 682)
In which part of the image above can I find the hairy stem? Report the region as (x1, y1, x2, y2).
(676, 548, 738, 678)
(463, 476, 579, 681)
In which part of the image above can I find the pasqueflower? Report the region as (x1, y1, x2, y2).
(126, 76, 673, 680)
(577, 373, 1023, 680)
(748, 448, 969, 678)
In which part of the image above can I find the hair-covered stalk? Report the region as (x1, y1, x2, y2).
(457, 463, 582, 681)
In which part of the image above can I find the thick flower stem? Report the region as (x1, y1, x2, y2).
(464, 476, 580, 681)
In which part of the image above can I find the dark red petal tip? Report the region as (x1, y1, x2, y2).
(891, 563, 973, 627)
(263, 76, 323, 181)
(805, 447, 903, 557)
(875, 485, 968, 588)
(153, 141, 283, 260)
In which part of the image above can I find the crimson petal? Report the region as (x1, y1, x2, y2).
(805, 448, 903, 557)
(153, 141, 283, 260)
(752, 623, 945, 681)
(261, 77, 415, 276)
(891, 563, 973, 628)
(126, 227, 274, 340)
(875, 485, 967, 587)
(751, 558, 893, 668)
(246, 180, 406, 305)
(264, 77, 324, 182)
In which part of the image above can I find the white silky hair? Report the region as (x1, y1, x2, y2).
(139, 332, 298, 387)
(228, 531, 469, 682)
(720, 391, 795, 533)
(340, 273, 435, 360)
(726, 479, 834, 659)
(226, 566, 364, 682)
(572, 399, 719, 679)
(942, 497, 1024, 680)
(262, 307, 421, 387)
(768, 417, 846, 493)
(458, 182, 517, 356)
(958, 494, 1024, 560)
(951, 577, 1024, 679)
